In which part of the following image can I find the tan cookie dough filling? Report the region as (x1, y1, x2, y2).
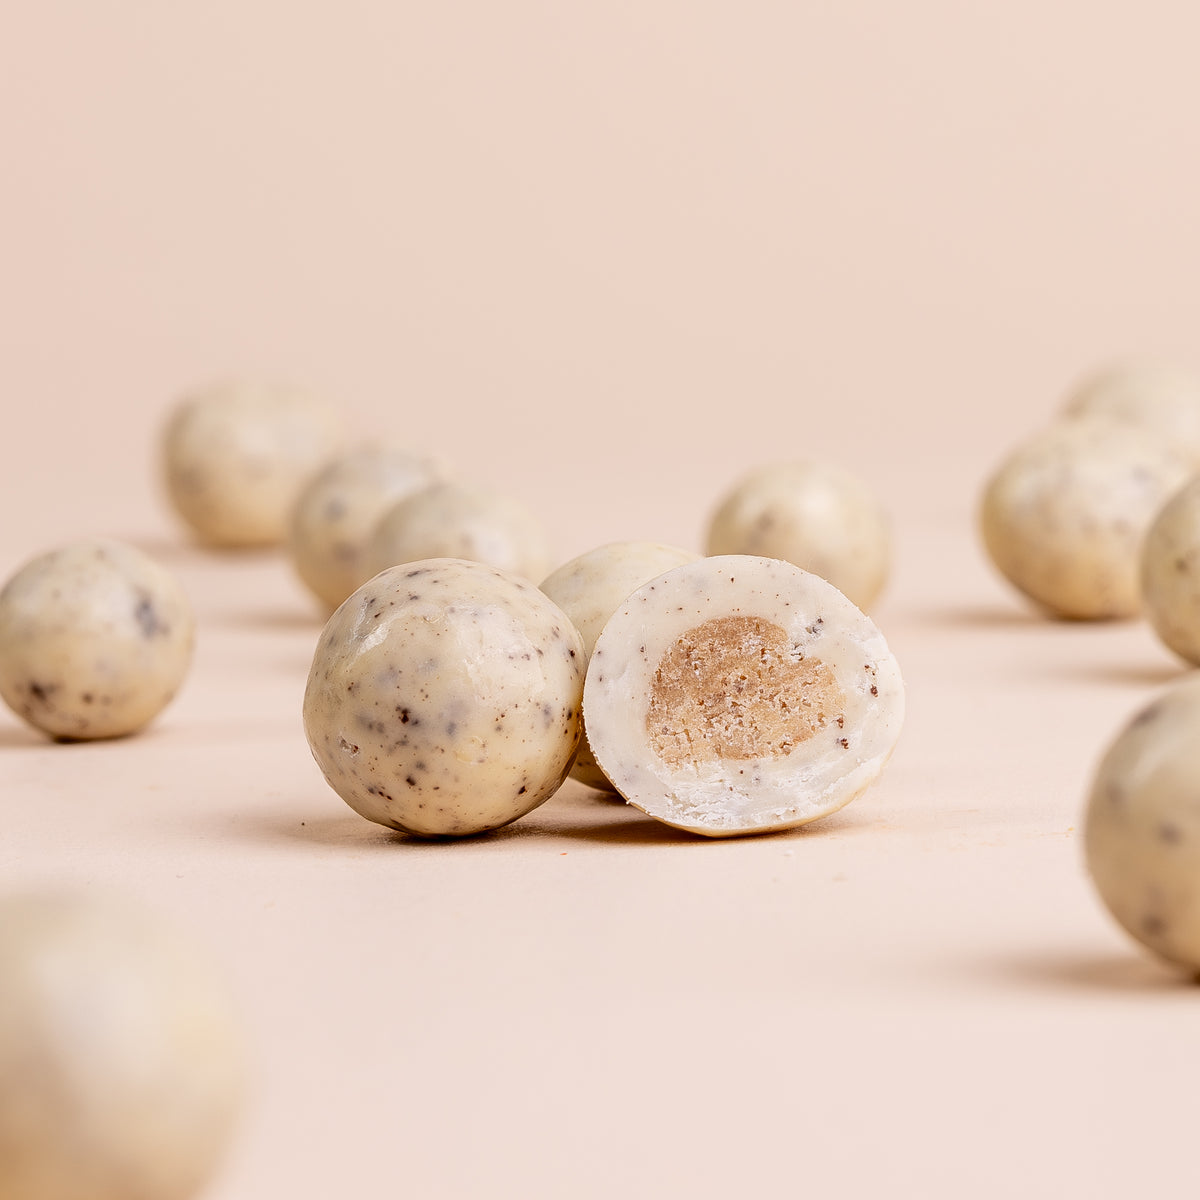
(1084, 677, 1200, 972)
(303, 558, 584, 837)
(540, 540, 699, 791)
(583, 555, 904, 836)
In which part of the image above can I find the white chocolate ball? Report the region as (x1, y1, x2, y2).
(704, 462, 891, 611)
(1084, 678, 1200, 972)
(979, 418, 1191, 619)
(367, 482, 551, 583)
(303, 558, 584, 837)
(162, 381, 344, 547)
(0, 541, 194, 740)
(1062, 360, 1200, 465)
(0, 891, 244, 1200)
(540, 541, 700, 791)
(288, 444, 447, 612)
(583, 555, 905, 837)
(1141, 476, 1200, 665)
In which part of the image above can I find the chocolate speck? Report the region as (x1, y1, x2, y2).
(1132, 702, 1163, 728)
(134, 594, 166, 637)
(1142, 913, 1168, 938)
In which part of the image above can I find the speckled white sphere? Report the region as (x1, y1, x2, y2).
(979, 418, 1191, 619)
(704, 462, 891, 611)
(162, 381, 344, 547)
(540, 541, 699, 791)
(1084, 678, 1200, 973)
(303, 558, 584, 837)
(0, 541, 194, 740)
(583, 555, 905, 837)
(288, 444, 447, 612)
(1062, 360, 1200, 465)
(1141, 476, 1200, 666)
(367, 482, 551, 583)
(0, 891, 244, 1200)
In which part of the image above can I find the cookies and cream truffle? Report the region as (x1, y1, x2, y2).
(368, 482, 551, 583)
(162, 380, 343, 547)
(1062, 360, 1200, 465)
(1140, 476, 1200, 666)
(1084, 678, 1200, 972)
(304, 558, 584, 837)
(583, 555, 904, 837)
(0, 540, 194, 740)
(0, 891, 244, 1200)
(979, 418, 1190, 619)
(705, 461, 891, 611)
(540, 541, 699, 791)
(288, 444, 447, 612)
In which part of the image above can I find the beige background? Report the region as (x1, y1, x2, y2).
(3, 3, 1200, 1197)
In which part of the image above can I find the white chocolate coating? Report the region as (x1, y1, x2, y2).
(540, 541, 700, 791)
(0, 891, 244, 1200)
(1141, 476, 1200, 665)
(303, 558, 584, 837)
(583, 555, 904, 837)
(288, 444, 447, 612)
(1084, 677, 1200, 972)
(0, 540, 194, 740)
(979, 418, 1191, 619)
(368, 482, 551, 583)
(704, 461, 891, 611)
(162, 381, 344, 547)
(1062, 360, 1200, 465)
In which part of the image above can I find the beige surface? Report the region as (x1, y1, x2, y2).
(3, 4, 1200, 1196)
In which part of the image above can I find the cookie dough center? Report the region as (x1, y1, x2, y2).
(647, 615, 844, 768)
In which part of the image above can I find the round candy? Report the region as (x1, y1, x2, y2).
(162, 381, 343, 547)
(1141, 476, 1200, 665)
(705, 462, 891, 610)
(0, 891, 244, 1200)
(303, 558, 584, 837)
(583, 555, 905, 837)
(1062, 360, 1200, 465)
(540, 541, 699, 791)
(367, 482, 551, 583)
(0, 540, 194, 740)
(1084, 678, 1200, 972)
(288, 444, 447, 612)
(979, 418, 1191, 619)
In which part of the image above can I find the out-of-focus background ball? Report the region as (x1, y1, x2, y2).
(0, 540, 194, 740)
(0, 890, 245, 1200)
(162, 381, 344, 548)
(704, 461, 891, 611)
